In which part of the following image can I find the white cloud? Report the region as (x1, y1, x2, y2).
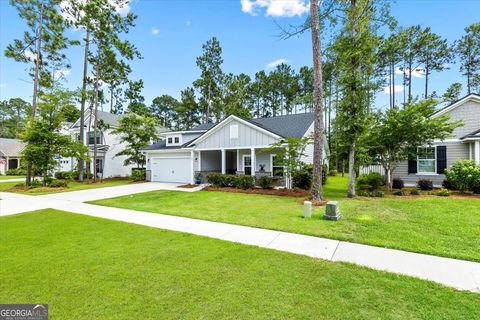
(60, 0, 131, 23)
(24, 50, 36, 61)
(186, 21, 191, 26)
(382, 84, 404, 94)
(54, 69, 70, 79)
(266, 58, 288, 69)
(394, 67, 424, 78)
(151, 28, 160, 35)
(112, 1, 131, 16)
(241, 0, 309, 17)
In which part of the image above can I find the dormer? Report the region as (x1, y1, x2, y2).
(164, 133, 182, 146)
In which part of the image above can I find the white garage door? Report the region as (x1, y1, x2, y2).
(151, 157, 191, 183)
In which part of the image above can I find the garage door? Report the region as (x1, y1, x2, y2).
(151, 157, 191, 183)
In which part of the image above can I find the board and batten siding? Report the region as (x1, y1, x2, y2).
(194, 119, 278, 149)
(393, 142, 469, 186)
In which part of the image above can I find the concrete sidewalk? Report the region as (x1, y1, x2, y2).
(1, 187, 479, 293)
(0, 178, 24, 183)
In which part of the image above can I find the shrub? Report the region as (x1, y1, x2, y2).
(442, 179, 456, 191)
(257, 176, 273, 189)
(48, 179, 68, 188)
(359, 190, 384, 197)
(206, 172, 223, 187)
(436, 188, 450, 197)
(417, 179, 433, 191)
(223, 175, 238, 187)
(393, 190, 407, 196)
(131, 169, 146, 182)
(30, 179, 42, 188)
(54, 171, 76, 180)
(292, 170, 312, 190)
(444, 160, 480, 193)
(328, 169, 338, 176)
(392, 177, 404, 190)
(410, 189, 420, 196)
(236, 175, 255, 189)
(356, 172, 384, 191)
(6, 168, 26, 175)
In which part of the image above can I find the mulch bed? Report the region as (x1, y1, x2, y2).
(203, 186, 310, 197)
(178, 184, 198, 189)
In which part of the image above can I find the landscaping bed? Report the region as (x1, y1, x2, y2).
(1, 210, 478, 319)
(204, 185, 310, 197)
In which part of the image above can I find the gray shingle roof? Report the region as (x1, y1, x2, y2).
(188, 123, 215, 131)
(460, 128, 480, 140)
(0, 138, 26, 157)
(248, 113, 314, 138)
(141, 138, 196, 151)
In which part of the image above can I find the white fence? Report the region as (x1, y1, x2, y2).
(359, 165, 385, 176)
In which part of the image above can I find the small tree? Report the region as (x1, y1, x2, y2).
(265, 137, 311, 189)
(21, 90, 88, 186)
(113, 113, 159, 168)
(368, 99, 461, 190)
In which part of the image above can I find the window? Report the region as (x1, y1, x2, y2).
(271, 155, 283, 177)
(417, 147, 436, 173)
(243, 155, 252, 175)
(88, 132, 102, 145)
(95, 158, 103, 174)
(174, 137, 180, 144)
(167, 135, 181, 145)
(167, 137, 173, 144)
(230, 124, 239, 139)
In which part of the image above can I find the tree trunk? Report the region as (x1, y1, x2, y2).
(347, 141, 356, 198)
(78, 31, 89, 182)
(424, 62, 429, 98)
(408, 61, 412, 102)
(309, 0, 325, 201)
(93, 59, 100, 183)
(26, 2, 44, 186)
(392, 62, 395, 107)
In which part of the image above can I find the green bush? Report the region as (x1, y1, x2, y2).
(54, 171, 76, 180)
(49, 179, 68, 188)
(236, 175, 255, 189)
(206, 173, 223, 187)
(393, 190, 407, 196)
(256, 176, 273, 189)
(6, 168, 26, 175)
(131, 169, 146, 182)
(357, 172, 384, 192)
(328, 169, 338, 176)
(392, 177, 404, 189)
(417, 179, 433, 191)
(292, 170, 312, 189)
(436, 188, 450, 197)
(30, 180, 42, 188)
(410, 189, 420, 196)
(359, 190, 384, 197)
(444, 160, 480, 193)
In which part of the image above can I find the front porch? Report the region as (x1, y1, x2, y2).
(194, 148, 284, 185)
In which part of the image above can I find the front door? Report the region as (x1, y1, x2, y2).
(243, 155, 252, 175)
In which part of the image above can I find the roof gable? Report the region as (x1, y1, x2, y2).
(433, 94, 480, 118)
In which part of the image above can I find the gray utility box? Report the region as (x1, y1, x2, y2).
(324, 201, 341, 221)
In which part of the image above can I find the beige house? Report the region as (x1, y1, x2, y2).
(0, 138, 25, 174)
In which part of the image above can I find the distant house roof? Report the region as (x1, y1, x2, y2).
(141, 139, 195, 151)
(0, 138, 26, 157)
(188, 123, 216, 131)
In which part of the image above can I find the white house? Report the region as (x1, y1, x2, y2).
(59, 110, 166, 178)
(142, 113, 329, 186)
(0, 138, 25, 174)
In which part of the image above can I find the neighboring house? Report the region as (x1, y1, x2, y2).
(59, 110, 166, 178)
(391, 93, 480, 186)
(142, 113, 329, 186)
(0, 138, 25, 174)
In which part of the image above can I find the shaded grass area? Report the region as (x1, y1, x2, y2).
(1, 178, 135, 195)
(1, 210, 478, 319)
(91, 176, 480, 262)
(0, 175, 24, 180)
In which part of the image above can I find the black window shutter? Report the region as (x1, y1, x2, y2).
(437, 146, 447, 174)
(408, 159, 417, 174)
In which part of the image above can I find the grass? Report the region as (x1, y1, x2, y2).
(0, 178, 135, 195)
(1, 209, 478, 319)
(0, 175, 24, 180)
(91, 176, 480, 262)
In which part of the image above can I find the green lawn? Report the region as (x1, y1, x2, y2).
(1, 210, 478, 319)
(91, 176, 480, 262)
(0, 175, 24, 180)
(0, 178, 135, 195)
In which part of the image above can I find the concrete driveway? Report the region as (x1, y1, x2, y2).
(0, 182, 202, 215)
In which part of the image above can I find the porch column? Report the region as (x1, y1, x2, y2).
(475, 141, 480, 165)
(221, 149, 226, 174)
(190, 150, 195, 184)
(198, 151, 202, 172)
(236, 150, 240, 174)
(250, 148, 255, 177)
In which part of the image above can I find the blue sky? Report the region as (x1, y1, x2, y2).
(0, 0, 479, 111)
